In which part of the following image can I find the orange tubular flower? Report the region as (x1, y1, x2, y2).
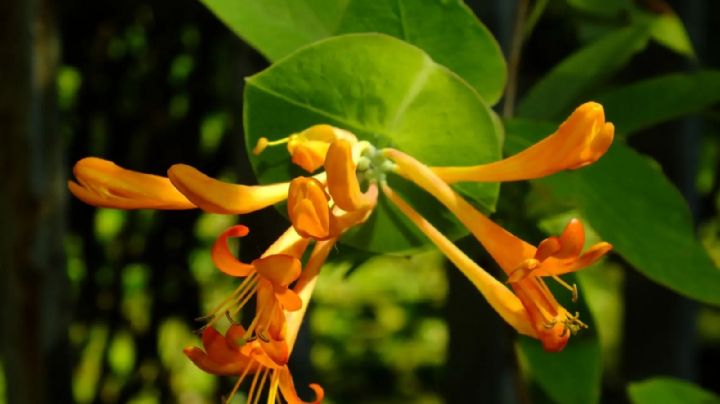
(68, 157, 195, 210)
(253, 124, 357, 173)
(186, 235, 336, 404)
(184, 324, 323, 404)
(204, 225, 310, 332)
(384, 148, 612, 351)
(432, 102, 615, 183)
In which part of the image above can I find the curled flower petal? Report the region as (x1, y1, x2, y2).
(211, 225, 255, 277)
(433, 102, 615, 183)
(167, 164, 289, 214)
(68, 157, 195, 210)
(279, 367, 325, 404)
(325, 140, 374, 212)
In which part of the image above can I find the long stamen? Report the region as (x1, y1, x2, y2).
(266, 370, 280, 404)
(551, 274, 579, 303)
(251, 369, 271, 404)
(242, 296, 278, 341)
(226, 358, 256, 404)
(202, 273, 259, 326)
(246, 368, 264, 404)
(230, 277, 260, 318)
(253, 136, 291, 155)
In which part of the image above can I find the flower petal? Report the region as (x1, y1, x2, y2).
(538, 242, 613, 277)
(274, 287, 303, 312)
(325, 140, 373, 212)
(69, 157, 195, 209)
(554, 218, 585, 259)
(433, 102, 614, 183)
(183, 345, 253, 376)
(290, 141, 330, 173)
(211, 225, 255, 277)
(167, 164, 289, 214)
(288, 177, 332, 239)
(278, 367, 325, 404)
(252, 255, 301, 287)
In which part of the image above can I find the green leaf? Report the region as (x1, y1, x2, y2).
(596, 71, 720, 135)
(244, 33, 501, 252)
(506, 120, 720, 306)
(199, 0, 347, 61)
(628, 377, 720, 404)
(519, 338, 601, 404)
(199, 0, 506, 104)
(517, 25, 651, 120)
(649, 13, 695, 58)
(517, 285, 601, 404)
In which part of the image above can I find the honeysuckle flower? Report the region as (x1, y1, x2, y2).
(204, 225, 309, 332)
(185, 236, 336, 404)
(384, 148, 612, 351)
(253, 124, 357, 173)
(432, 102, 614, 183)
(68, 157, 195, 210)
(184, 325, 324, 404)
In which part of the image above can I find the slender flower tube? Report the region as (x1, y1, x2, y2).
(432, 102, 615, 183)
(253, 124, 357, 173)
(382, 184, 536, 337)
(385, 149, 612, 351)
(68, 157, 195, 209)
(167, 164, 295, 214)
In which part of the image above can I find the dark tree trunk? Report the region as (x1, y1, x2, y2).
(0, 0, 72, 402)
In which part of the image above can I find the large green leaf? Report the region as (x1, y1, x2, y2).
(628, 377, 720, 404)
(517, 25, 651, 120)
(244, 34, 501, 253)
(596, 71, 720, 135)
(200, 0, 506, 104)
(505, 120, 720, 306)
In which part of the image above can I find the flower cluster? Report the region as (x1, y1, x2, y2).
(69, 102, 614, 401)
